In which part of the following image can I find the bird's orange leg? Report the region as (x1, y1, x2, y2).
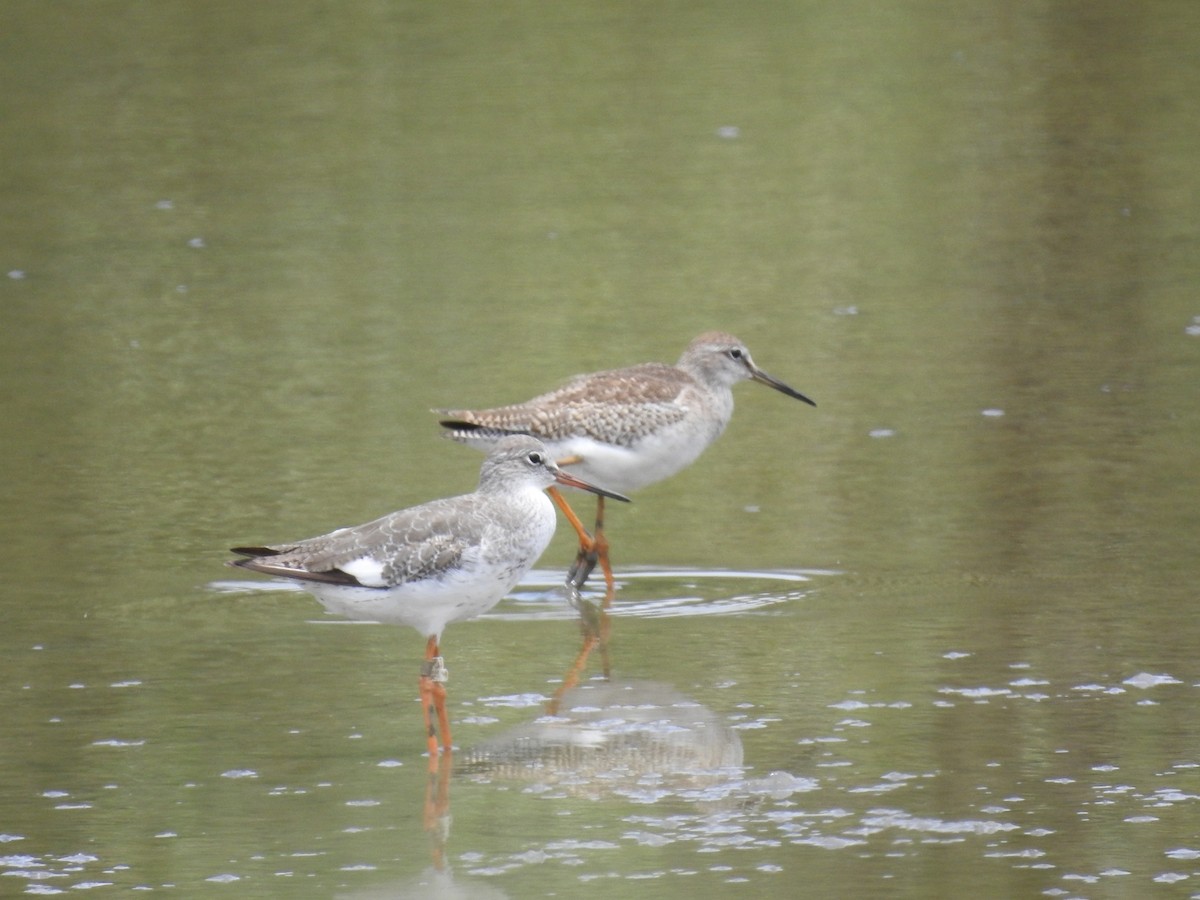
(566, 497, 614, 597)
(547, 485, 593, 548)
(547, 449, 616, 593)
(419, 636, 450, 767)
(592, 497, 615, 599)
(433, 679, 451, 751)
(547, 486, 614, 596)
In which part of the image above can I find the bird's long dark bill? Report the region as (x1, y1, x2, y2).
(554, 470, 631, 503)
(751, 367, 817, 407)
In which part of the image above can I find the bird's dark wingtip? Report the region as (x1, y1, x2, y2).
(225, 554, 365, 587)
(438, 418, 484, 432)
(229, 546, 279, 558)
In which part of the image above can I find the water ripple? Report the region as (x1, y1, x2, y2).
(493, 566, 837, 621)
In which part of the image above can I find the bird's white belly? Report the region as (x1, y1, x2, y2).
(305, 559, 514, 637)
(546, 425, 720, 494)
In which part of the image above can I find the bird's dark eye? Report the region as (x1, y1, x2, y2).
(527, 451, 544, 465)
(728, 348, 743, 360)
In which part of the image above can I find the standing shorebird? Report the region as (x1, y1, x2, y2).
(227, 435, 629, 759)
(437, 331, 815, 591)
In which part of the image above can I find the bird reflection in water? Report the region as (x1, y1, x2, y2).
(413, 586, 613, 882)
(460, 677, 744, 801)
(548, 588, 613, 709)
(461, 594, 743, 801)
(414, 587, 744, 888)
(422, 748, 453, 875)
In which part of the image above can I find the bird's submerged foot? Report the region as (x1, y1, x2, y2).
(549, 488, 616, 595)
(567, 545, 600, 590)
(566, 529, 614, 594)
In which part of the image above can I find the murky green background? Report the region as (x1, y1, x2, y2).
(3, 1, 1199, 896)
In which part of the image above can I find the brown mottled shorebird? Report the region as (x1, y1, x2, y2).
(437, 332, 815, 592)
(227, 435, 629, 760)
